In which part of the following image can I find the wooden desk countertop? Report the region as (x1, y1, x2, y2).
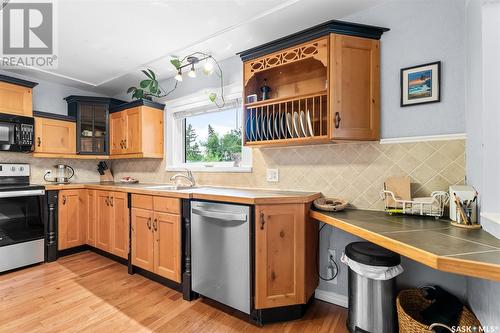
(311, 209, 500, 282)
(42, 182, 321, 205)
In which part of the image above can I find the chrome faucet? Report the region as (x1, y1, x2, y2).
(170, 168, 195, 187)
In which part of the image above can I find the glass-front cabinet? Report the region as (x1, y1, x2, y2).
(65, 96, 125, 155)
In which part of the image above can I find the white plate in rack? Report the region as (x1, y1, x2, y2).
(293, 111, 303, 137)
(300, 111, 308, 137)
(306, 110, 314, 137)
(286, 113, 294, 138)
(255, 114, 261, 141)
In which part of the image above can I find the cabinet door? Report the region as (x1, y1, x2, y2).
(131, 208, 154, 271)
(330, 34, 380, 140)
(58, 190, 85, 250)
(110, 192, 129, 259)
(86, 190, 97, 246)
(109, 112, 125, 155)
(95, 190, 111, 251)
(153, 212, 181, 282)
(0, 82, 32, 116)
(124, 107, 141, 154)
(254, 204, 305, 309)
(34, 118, 76, 154)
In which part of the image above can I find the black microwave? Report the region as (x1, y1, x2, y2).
(0, 113, 34, 152)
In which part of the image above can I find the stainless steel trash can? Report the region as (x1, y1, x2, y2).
(345, 242, 401, 333)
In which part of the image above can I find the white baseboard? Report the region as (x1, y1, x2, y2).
(314, 289, 348, 308)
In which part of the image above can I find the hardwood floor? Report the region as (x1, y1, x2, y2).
(0, 251, 349, 333)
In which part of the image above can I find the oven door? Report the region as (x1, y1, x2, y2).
(0, 189, 45, 248)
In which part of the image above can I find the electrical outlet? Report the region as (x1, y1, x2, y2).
(266, 168, 279, 182)
(327, 249, 338, 285)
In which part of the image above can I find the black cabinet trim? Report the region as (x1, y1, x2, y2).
(33, 110, 76, 122)
(0, 74, 38, 88)
(237, 19, 389, 61)
(109, 99, 165, 113)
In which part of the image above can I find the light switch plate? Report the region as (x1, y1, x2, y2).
(266, 168, 279, 182)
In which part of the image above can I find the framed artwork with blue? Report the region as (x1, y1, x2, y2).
(400, 61, 441, 107)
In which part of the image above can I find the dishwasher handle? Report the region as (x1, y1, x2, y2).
(192, 208, 248, 222)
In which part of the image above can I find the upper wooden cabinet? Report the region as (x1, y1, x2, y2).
(0, 75, 37, 117)
(238, 20, 388, 147)
(254, 203, 317, 309)
(58, 189, 86, 250)
(64, 96, 125, 155)
(34, 116, 76, 155)
(109, 100, 164, 158)
(330, 34, 380, 140)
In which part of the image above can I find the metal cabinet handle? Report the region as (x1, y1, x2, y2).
(147, 217, 152, 230)
(123, 139, 127, 149)
(37, 137, 41, 147)
(260, 211, 265, 230)
(110, 196, 114, 207)
(105, 197, 109, 206)
(62, 195, 66, 205)
(153, 218, 158, 231)
(120, 140, 124, 149)
(334, 112, 341, 129)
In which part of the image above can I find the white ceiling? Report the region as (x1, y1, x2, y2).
(5, 0, 388, 96)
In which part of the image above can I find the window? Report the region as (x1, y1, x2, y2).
(165, 85, 252, 172)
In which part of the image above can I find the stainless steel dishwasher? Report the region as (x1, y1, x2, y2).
(191, 201, 250, 314)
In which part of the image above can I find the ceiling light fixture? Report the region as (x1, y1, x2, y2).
(203, 60, 214, 75)
(174, 69, 183, 81)
(188, 64, 196, 78)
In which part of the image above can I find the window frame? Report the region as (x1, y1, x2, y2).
(164, 85, 252, 173)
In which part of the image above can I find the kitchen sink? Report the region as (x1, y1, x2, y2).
(143, 184, 196, 191)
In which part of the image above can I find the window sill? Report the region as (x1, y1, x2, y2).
(166, 165, 252, 173)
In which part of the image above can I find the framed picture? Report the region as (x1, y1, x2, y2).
(400, 61, 441, 107)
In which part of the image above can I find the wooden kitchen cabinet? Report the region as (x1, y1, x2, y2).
(154, 212, 181, 282)
(109, 101, 164, 158)
(58, 189, 86, 250)
(34, 117, 76, 154)
(86, 190, 97, 247)
(110, 192, 129, 259)
(95, 190, 129, 259)
(330, 34, 380, 140)
(96, 190, 112, 251)
(131, 194, 181, 282)
(131, 208, 155, 271)
(254, 203, 317, 309)
(0, 76, 37, 117)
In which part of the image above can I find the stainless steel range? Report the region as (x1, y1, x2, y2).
(0, 163, 45, 272)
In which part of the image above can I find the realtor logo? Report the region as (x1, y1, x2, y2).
(1, 1, 57, 68)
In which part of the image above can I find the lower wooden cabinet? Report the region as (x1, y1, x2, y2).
(131, 194, 181, 282)
(95, 190, 129, 259)
(254, 203, 318, 309)
(58, 189, 86, 250)
(86, 190, 97, 246)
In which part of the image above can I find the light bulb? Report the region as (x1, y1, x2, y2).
(174, 69, 183, 81)
(188, 65, 196, 78)
(203, 61, 214, 74)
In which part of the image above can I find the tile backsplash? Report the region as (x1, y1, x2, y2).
(112, 139, 466, 211)
(0, 139, 465, 211)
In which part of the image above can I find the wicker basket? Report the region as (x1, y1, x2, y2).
(397, 289, 481, 333)
(313, 197, 348, 212)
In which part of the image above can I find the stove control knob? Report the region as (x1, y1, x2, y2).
(19, 166, 24, 171)
(10, 166, 15, 172)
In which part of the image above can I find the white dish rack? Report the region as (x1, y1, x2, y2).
(381, 190, 450, 219)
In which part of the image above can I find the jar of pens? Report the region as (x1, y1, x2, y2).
(449, 185, 480, 229)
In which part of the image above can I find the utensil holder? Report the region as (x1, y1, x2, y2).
(100, 169, 114, 183)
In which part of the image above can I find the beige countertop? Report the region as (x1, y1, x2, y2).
(42, 182, 321, 204)
(311, 209, 500, 282)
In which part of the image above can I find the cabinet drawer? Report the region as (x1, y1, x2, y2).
(132, 194, 153, 210)
(153, 196, 180, 214)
